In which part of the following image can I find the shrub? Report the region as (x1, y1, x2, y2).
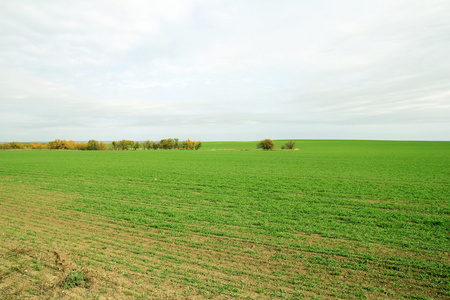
(84, 140, 107, 150)
(66, 140, 77, 150)
(174, 138, 180, 149)
(76, 142, 88, 150)
(118, 140, 134, 150)
(64, 270, 86, 289)
(182, 139, 196, 150)
(181, 139, 202, 150)
(144, 140, 153, 150)
(86, 140, 99, 150)
(160, 138, 175, 149)
(28, 142, 45, 150)
(48, 139, 69, 150)
(152, 142, 160, 150)
(9, 141, 24, 149)
(0, 143, 10, 150)
(284, 140, 296, 149)
(257, 139, 275, 150)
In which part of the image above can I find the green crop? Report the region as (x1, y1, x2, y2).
(0, 140, 448, 299)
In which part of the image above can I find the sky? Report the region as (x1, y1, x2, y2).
(1, 0, 449, 142)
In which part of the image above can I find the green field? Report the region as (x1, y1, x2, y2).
(0, 140, 449, 299)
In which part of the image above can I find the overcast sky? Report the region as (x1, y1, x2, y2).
(1, 0, 449, 142)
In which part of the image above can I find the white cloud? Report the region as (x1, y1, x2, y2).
(0, 0, 449, 141)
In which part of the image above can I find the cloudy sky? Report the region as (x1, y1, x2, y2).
(1, 0, 449, 142)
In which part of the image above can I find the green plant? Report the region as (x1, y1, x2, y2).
(284, 140, 296, 149)
(64, 270, 86, 289)
(257, 139, 275, 150)
(1, 140, 449, 299)
(182, 139, 195, 150)
(144, 140, 155, 150)
(86, 140, 107, 150)
(117, 140, 134, 150)
(48, 139, 69, 150)
(160, 138, 175, 149)
(9, 141, 24, 149)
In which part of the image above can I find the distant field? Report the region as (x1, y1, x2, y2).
(0, 140, 449, 299)
(201, 141, 260, 149)
(201, 139, 299, 149)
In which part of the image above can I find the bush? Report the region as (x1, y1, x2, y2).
(28, 142, 46, 150)
(182, 139, 195, 150)
(85, 140, 107, 150)
(64, 270, 86, 289)
(160, 138, 175, 149)
(118, 140, 134, 150)
(0, 143, 10, 150)
(284, 140, 296, 149)
(9, 141, 24, 149)
(144, 140, 153, 150)
(257, 139, 275, 150)
(174, 138, 180, 149)
(48, 139, 69, 149)
(75, 142, 88, 150)
(87, 140, 99, 150)
(182, 139, 203, 150)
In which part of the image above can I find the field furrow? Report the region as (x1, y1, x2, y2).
(1, 140, 449, 299)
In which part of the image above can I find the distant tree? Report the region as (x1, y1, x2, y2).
(61, 140, 69, 149)
(174, 138, 180, 149)
(87, 140, 100, 150)
(122, 140, 130, 150)
(143, 140, 151, 150)
(76, 142, 88, 150)
(118, 140, 134, 150)
(284, 140, 296, 150)
(182, 139, 195, 150)
(66, 140, 78, 150)
(160, 138, 175, 150)
(152, 142, 160, 150)
(257, 139, 275, 150)
(111, 141, 118, 150)
(48, 140, 57, 149)
(9, 141, 24, 149)
(48, 139, 69, 150)
(97, 140, 104, 150)
(117, 140, 125, 150)
(133, 141, 141, 150)
(28, 142, 45, 150)
(0, 143, 10, 150)
(182, 139, 202, 150)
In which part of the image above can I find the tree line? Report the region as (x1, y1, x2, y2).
(256, 139, 296, 150)
(1, 139, 296, 151)
(0, 138, 202, 151)
(110, 138, 202, 150)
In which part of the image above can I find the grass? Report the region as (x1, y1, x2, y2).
(201, 139, 300, 149)
(64, 270, 86, 289)
(0, 140, 449, 299)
